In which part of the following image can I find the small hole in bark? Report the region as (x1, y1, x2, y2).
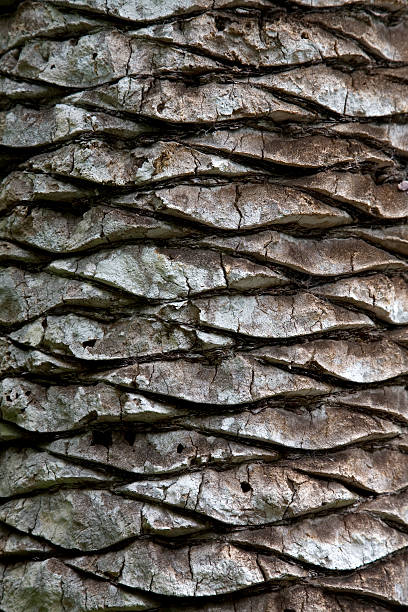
(6, 395, 12, 402)
(156, 102, 165, 113)
(124, 430, 136, 446)
(91, 430, 112, 448)
(82, 339, 97, 349)
(92, 52, 97, 59)
(214, 16, 226, 31)
(50, 64, 55, 69)
(301, 31, 308, 39)
(240, 481, 251, 493)
(177, 443, 184, 453)
(284, 609, 296, 612)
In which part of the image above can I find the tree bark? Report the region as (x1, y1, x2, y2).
(0, 0, 408, 610)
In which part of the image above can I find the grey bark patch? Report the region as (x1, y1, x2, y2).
(229, 512, 408, 570)
(119, 463, 357, 525)
(0, 490, 207, 550)
(43, 429, 279, 475)
(0, 558, 156, 611)
(0, 447, 114, 497)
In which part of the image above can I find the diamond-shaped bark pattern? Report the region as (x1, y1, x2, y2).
(0, 1, 408, 609)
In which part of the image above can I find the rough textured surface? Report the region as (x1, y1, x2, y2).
(47, 246, 286, 299)
(0, 336, 79, 377)
(0, 267, 136, 325)
(0, 490, 207, 550)
(0, 524, 53, 557)
(44, 429, 279, 475)
(113, 183, 352, 230)
(332, 385, 408, 423)
(184, 404, 402, 450)
(332, 121, 408, 157)
(93, 353, 332, 405)
(298, 447, 408, 493)
(304, 9, 408, 62)
(0, 447, 113, 497)
(10, 312, 209, 360)
(256, 65, 408, 118)
(316, 551, 408, 607)
(202, 231, 407, 276)
(0, 559, 156, 611)
(0, 31, 225, 86)
(167, 586, 390, 612)
(68, 77, 315, 124)
(186, 129, 391, 170)
(1, 0, 408, 608)
(0, 171, 94, 213)
(119, 464, 357, 525)
(27, 140, 258, 187)
(67, 541, 307, 596)
(132, 11, 370, 68)
(153, 293, 375, 339)
(0, 206, 190, 253)
(0, 379, 186, 431)
(293, 171, 408, 218)
(0, 104, 153, 148)
(361, 489, 408, 527)
(255, 339, 408, 383)
(313, 274, 408, 324)
(230, 512, 408, 569)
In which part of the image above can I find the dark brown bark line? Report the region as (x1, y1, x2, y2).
(0, 1, 408, 611)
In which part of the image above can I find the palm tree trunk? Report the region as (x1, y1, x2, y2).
(0, 1, 407, 610)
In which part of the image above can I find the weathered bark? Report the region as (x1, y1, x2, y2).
(0, 0, 408, 610)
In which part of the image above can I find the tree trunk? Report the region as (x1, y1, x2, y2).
(0, 0, 407, 610)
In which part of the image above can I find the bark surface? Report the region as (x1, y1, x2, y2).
(0, 0, 408, 610)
